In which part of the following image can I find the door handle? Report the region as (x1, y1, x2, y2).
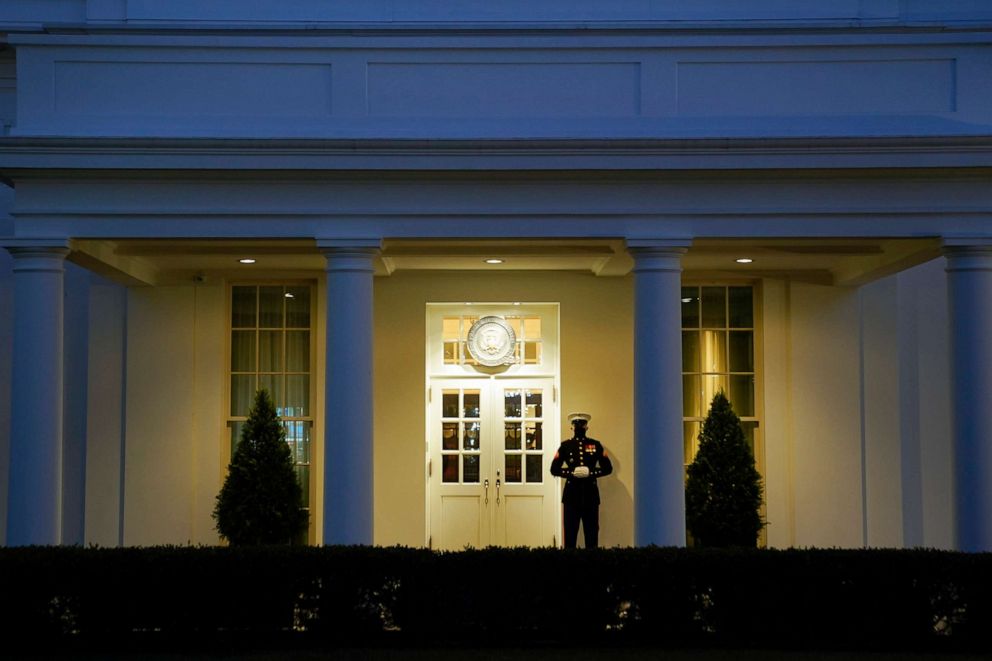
(484, 479, 489, 505)
(495, 478, 501, 505)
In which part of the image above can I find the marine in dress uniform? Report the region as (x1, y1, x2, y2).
(550, 412, 613, 549)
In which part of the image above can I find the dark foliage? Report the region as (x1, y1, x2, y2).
(213, 389, 308, 545)
(685, 391, 764, 547)
(1, 546, 991, 653)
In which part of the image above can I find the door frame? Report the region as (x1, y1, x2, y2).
(424, 302, 561, 549)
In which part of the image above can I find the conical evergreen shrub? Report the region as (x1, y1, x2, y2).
(685, 391, 764, 547)
(214, 389, 309, 545)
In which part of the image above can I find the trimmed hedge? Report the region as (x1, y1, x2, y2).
(1, 546, 990, 650)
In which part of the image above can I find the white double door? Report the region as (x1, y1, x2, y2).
(429, 377, 559, 550)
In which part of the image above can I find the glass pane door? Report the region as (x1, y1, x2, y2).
(493, 381, 555, 548)
(430, 378, 557, 550)
(431, 381, 492, 550)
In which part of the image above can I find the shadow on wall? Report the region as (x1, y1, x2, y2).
(596, 448, 633, 548)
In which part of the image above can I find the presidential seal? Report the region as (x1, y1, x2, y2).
(466, 316, 517, 367)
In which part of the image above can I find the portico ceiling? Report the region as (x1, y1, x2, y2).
(69, 236, 941, 288)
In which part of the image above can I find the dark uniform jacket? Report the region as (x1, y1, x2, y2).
(550, 437, 613, 505)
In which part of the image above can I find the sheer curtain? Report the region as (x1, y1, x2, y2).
(229, 284, 313, 512)
(230, 284, 311, 418)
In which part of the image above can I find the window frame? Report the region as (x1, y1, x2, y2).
(225, 280, 317, 542)
(679, 280, 765, 476)
(680, 280, 765, 545)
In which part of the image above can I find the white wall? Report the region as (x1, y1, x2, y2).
(374, 271, 635, 548)
(191, 283, 225, 544)
(862, 276, 903, 547)
(764, 280, 871, 548)
(0, 252, 956, 549)
(0, 258, 250, 548)
(84, 275, 126, 547)
(61, 262, 90, 544)
(762, 260, 954, 550)
(122, 283, 224, 546)
(761, 279, 792, 547)
(898, 258, 953, 549)
(793, 283, 866, 547)
(378, 267, 956, 550)
(862, 260, 953, 550)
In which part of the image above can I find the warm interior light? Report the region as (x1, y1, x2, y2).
(238, 258, 256, 264)
(485, 258, 504, 264)
(736, 258, 753, 264)
(681, 297, 694, 304)
(284, 292, 295, 299)
(513, 302, 521, 306)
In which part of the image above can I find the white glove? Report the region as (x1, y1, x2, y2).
(572, 466, 591, 479)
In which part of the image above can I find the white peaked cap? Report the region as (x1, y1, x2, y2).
(568, 412, 592, 424)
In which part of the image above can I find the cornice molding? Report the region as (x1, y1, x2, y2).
(5, 26, 992, 52)
(1, 135, 991, 172)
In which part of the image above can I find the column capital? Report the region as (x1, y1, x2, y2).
(317, 238, 382, 274)
(626, 238, 692, 253)
(3, 239, 71, 273)
(942, 236, 992, 249)
(627, 239, 691, 273)
(942, 238, 992, 272)
(316, 238, 382, 253)
(3, 237, 71, 254)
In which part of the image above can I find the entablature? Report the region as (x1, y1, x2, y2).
(5, 26, 991, 142)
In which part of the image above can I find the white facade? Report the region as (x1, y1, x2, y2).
(1, 1, 990, 550)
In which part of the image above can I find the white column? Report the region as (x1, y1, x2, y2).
(4, 241, 70, 546)
(944, 239, 992, 552)
(629, 239, 690, 547)
(319, 239, 380, 546)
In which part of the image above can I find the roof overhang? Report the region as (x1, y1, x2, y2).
(65, 236, 941, 288)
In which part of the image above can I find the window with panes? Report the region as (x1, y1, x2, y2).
(442, 315, 543, 366)
(681, 286, 758, 470)
(438, 386, 546, 485)
(440, 389, 482, 483)
(229, 284, 314, 519)
(502, 387, 545, 483)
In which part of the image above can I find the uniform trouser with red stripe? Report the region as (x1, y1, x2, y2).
(563, 501, 599, 549)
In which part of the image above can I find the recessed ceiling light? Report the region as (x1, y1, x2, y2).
(485, 258, 504, 264)
(736, 258, 753, 264)
(284, 292, 295, 299)
(238, 258, 256, 264)
(513, 302, 521, 306)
